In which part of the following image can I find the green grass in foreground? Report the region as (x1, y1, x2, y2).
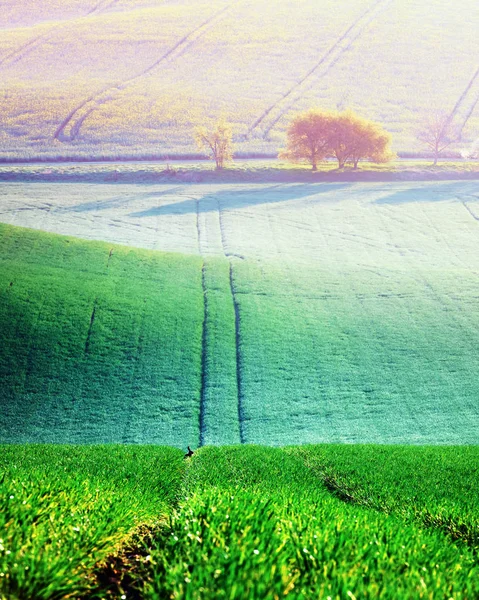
(0, 445, 184, 600)
(2, 445, 478, 599)
(290, 445, 479, 548)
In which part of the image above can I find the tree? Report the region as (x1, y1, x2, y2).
(319, 110, 394, 169)
(279, 109, 334, 171)
(280, 109, 394, 170)
(416, 111, 457, 166)
(194, 120, 234, 170)
(344, 113, 394, 169)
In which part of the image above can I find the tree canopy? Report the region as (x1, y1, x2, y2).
(280, 109, 394, 170)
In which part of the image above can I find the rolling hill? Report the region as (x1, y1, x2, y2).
(0, 0, 478, 159)
(1, 177, 479, 445)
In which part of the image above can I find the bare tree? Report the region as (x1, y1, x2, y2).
(416, 111, 457, 166)
(194, 120, 234, 170)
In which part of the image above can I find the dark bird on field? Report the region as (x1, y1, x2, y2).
(184, 446, 194, 459)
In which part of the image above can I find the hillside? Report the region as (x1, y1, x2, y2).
(1, 180, 479, 446)
(0, 0, 478, 159)
(2, 444, 479, 598)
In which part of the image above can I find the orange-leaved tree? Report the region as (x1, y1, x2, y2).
(279, 109, 334, 171)
(194, 119, 234, 170)
(281, 109, 394, 170)
(335, 111, 394, 169)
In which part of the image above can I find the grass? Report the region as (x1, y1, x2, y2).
(0, 223, 209, 446)
(0, 445, 184, 600)
(2, 175, 479, 446)
(289, 445, 479, 548)
(0, 1, 478, 159)
(0, 160, 478, 186)
(2, 444, 479, 599)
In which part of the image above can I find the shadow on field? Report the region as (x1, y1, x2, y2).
(63, 187, 185, 212)
(128, 183, 351, 217)
(375, 182, 479, 205)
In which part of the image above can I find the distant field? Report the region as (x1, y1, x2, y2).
(2, 445, 479, 598)
(1, 177, 479, 445)
(0, 0, 478, 159)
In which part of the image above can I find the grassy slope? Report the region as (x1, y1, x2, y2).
(0, 224, 208, 445)
(0, 0, 478, 158)
(0, 445, 184, 600)
(3, 445, 479, 599)
(1, 215, 479, 445)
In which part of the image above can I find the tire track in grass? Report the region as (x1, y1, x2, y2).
(122, 300, 147, 444)
(229, 261, 246, 443)
(446, 66, 479, 141)
(196, 197, 242, 446)
(196, 201, 208, 447)
(462, 200, 479, 222)
(87, 0, 118, 16)
(217, 199, 246, 443)
(54, 1, 240, 142)
(0, 0, 119, 69)
(84, 299, 98, 355)
(246, 0, 393, 139)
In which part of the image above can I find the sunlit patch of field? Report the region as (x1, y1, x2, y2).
(2, 445, 479, 598)
(0, 0, 478, 159)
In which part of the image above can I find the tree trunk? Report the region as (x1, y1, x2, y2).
(312, 162, 317, 171)
(353, 159, 359, 169)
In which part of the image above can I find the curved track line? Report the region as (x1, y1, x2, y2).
(0, 0, 119, 70)
(54, 1, 239, 142)
(246, 0, 393, 139)
(447, 66, 479, 140)
(87, 0, 119, 16)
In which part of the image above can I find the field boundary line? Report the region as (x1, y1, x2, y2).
(246, 0, 393, 139)
(54, 1, 240, 142)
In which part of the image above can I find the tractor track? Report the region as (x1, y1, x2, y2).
(446, 66, 479, 140)
(84, 299, 98, 355)
(0, 0, 119, 70)
(196, 200, 208, 447)
(246, 0, 393, 139)
(54, 1, 240, 143)
(217, 199, 246, 443)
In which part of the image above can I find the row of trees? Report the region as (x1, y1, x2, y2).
(194, 108, 394, 171)
(194, 108, 475, 170)
(279, 109, 393, 171)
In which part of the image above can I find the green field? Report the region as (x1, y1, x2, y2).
(1, 445, 479, 599)
(0, 0, 478, 159)
(1, 208, 479, 446)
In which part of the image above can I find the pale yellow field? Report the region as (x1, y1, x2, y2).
(0, 0, 478, 159)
